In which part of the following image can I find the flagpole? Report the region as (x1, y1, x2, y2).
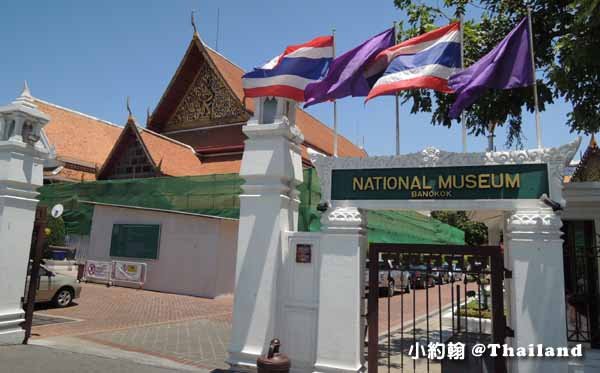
(332, 28, 338, 157)
(459, 14, 467, 153)
(393, 21, 400, 156)
(527, 7, 542, 149)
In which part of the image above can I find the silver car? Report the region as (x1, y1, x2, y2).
(26, 264, 82, 308)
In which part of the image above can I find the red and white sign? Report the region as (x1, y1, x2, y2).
(84, 260, 111, 283)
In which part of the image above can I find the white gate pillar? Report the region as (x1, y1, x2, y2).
(505, 208, 568, 373)
(227, 98, 304, 370)
(314, 207, 367, 373)
(0, 84, 51, 345)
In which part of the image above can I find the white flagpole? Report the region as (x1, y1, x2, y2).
(393, 21, 400, 156)
(395, 93, 400, 155)
(332, 28, 338, 157)
(527, 7, 542, 149)
(459, 15, 467, 153)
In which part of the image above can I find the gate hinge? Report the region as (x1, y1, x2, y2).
(504, 268, 512, 279)
(505, 326, 515, 338)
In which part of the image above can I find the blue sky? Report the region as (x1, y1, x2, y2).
(0, 0, 589, 158)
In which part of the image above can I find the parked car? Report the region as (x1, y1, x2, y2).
(431, 266, 450, 284)
(408, 264, 435, 288)
(26, 264, 82, 308)
(365, 260, 411, 296)
(447, 263, 465, 282)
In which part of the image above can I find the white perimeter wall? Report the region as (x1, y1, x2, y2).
(88, 205, 238, 298)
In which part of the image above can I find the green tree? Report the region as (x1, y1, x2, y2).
(431, 211, 488, 246)
(46, 216, 66, 247)
(392, 0, 600, 147)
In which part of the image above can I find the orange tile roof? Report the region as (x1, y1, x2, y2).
(137, 127, 207, 176)
(36, 99, 122, 169)
(140, 128, 241, 176)
(204, 47, 367, 158)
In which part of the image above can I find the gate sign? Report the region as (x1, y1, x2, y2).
(331, 164, 549, 200)
(85, 260, 111, 282)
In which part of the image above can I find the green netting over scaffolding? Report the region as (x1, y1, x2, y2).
(38, 169, 464, 244)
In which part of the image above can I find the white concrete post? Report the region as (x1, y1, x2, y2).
(504, 208, 568, 373)
(314, 207, 367, 373)
(227, 98, 304, 370)
(0, 84, 51, 345)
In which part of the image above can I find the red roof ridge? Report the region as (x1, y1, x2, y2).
(138, 126, 196, 153)
(204, 45, 247, 74)
(33, 97, 122, 129)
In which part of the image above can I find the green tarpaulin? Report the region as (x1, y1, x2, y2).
(38, 169, 464, 245)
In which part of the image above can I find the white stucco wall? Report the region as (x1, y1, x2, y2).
(87, 205, 238, 298)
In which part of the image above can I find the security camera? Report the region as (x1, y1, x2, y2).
(540, 194, 563, 212)
(316, 202, 329, 212)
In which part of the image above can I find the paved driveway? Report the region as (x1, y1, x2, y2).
(31, 281, 464, 371)
(33, 283, 232, 339)
(0, 345, 208, 373)
(32, 283, 233, 370)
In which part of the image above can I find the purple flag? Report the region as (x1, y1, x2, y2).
(304, 28, 395, 107)
(448, 18, 533, 119)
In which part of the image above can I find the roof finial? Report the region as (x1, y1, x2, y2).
(126, 96, 135, 123)
(146, 107, 151, 126)
(191, 10, 198, 36)
(22, 81, 32, 97)
(13, 80, 36, 108)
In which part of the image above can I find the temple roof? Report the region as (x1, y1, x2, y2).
(570, 134, 600, 182)
(140, 126, 240, 176)
(148, 34, 367, 158)
(35, 99, 123, 181)
(97, 116, 241, 179)
(36, 99, 122, 168)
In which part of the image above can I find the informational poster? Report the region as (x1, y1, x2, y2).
(112, 261, 146, 286)
(84, 260, 111, 283)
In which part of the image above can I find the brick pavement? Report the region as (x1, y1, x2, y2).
(32, 282, 232, 339)
(30, 280, 466, 371)
(0, 345, 203, 373)
(81, 318, 231, 370)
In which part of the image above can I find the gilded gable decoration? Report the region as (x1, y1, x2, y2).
(166, 58, 247, 130)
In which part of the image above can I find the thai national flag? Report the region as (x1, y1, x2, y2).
(243, 36, 334, 102)
(365, 23, 461, 102)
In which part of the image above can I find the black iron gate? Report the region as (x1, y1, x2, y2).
(367, 243, 507, 373)
(563, 220, 600, 348)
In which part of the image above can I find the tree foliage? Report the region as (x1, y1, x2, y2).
(46, 216, 66, 248)
(393, 0, 600, 147)
(431, 211, 488, 246)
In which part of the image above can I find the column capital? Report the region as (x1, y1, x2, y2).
(321, 207, 367, 234)
(505, 209, 563, 242)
